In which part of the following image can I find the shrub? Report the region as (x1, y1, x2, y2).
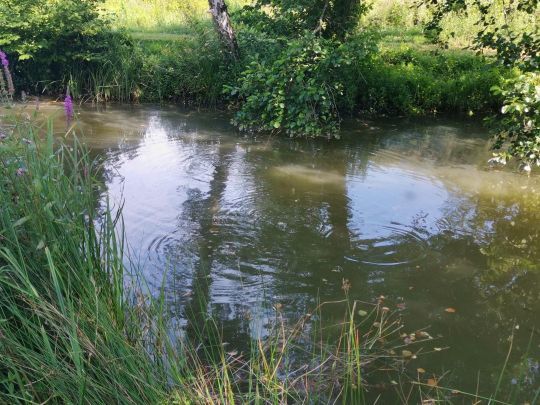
(233, 0, 368, 40)
(0, 0, 131, 96)
(226, 34, 374, 138)
(490, 72, 540, 170)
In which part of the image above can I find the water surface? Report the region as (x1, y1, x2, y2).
(31, 104, 540, 399)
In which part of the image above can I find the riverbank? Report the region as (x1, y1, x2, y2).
(4, 0, 511, 116)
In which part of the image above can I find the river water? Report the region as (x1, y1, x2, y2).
(29, 104, 540, 399)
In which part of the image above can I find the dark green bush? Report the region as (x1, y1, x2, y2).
(490, 72, 540, 169)
(233, 0, 368, 40)
(0, 0, 131, 96)
(225, 34, 375, 138)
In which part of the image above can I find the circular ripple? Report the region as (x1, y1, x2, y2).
(348, 222, 430, 267)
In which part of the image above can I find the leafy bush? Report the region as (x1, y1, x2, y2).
(0, 0, 131, 95)
(490, 72, 540, 169)
(225, 34, 374, 138)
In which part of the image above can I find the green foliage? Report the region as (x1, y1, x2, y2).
(358, 46, 506, 115)
(234, 0, 368, 39)
(0, 119, 169, 403)
(136, 26, 233, 105)
(424, 0, 539, 70)
(0, 0, 131, 95)
(226, 0, 377, 138)
(226, 34, 374, 138)
(490, 72, 540, 169)
(424, 0, 540, 167)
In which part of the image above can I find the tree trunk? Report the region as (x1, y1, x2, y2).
(208, 0, 239, 60)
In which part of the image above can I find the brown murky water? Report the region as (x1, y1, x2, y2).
(16, 103, 540, 400)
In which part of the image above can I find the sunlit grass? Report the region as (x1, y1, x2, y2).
(104, 0, 249, 32)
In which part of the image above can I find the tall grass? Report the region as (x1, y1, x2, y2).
(0, 115, 169, 403)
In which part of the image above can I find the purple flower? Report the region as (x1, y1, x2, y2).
(16, 167, 27, 176)
(0, 49, 14, 96)
(0, 51, 8, 67)
(64, 92, 74, 122)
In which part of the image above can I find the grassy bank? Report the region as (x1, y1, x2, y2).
(357, 29, 508, 115)
(69, 25, 508, 116)
(94, 0, 511, 116)
(1, 0, 511, 116)
(0, 113, 449, 403)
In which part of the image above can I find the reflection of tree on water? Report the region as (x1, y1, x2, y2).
(176, 136, 376, 341)
(180, 140, 239, 347)
(440, 190, 540, 317)
(413, 188, 540, 397)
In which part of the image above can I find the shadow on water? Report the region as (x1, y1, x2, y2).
(24, 103, 540, 400)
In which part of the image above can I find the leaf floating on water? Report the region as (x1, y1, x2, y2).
(358, 310, 368, 317)
(427, 378, 438, 387)
(417, 368, 426, 374)
(445, 307, 456, 313)
(402, 350, 413, 358)
(416, 331, 432, 339)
